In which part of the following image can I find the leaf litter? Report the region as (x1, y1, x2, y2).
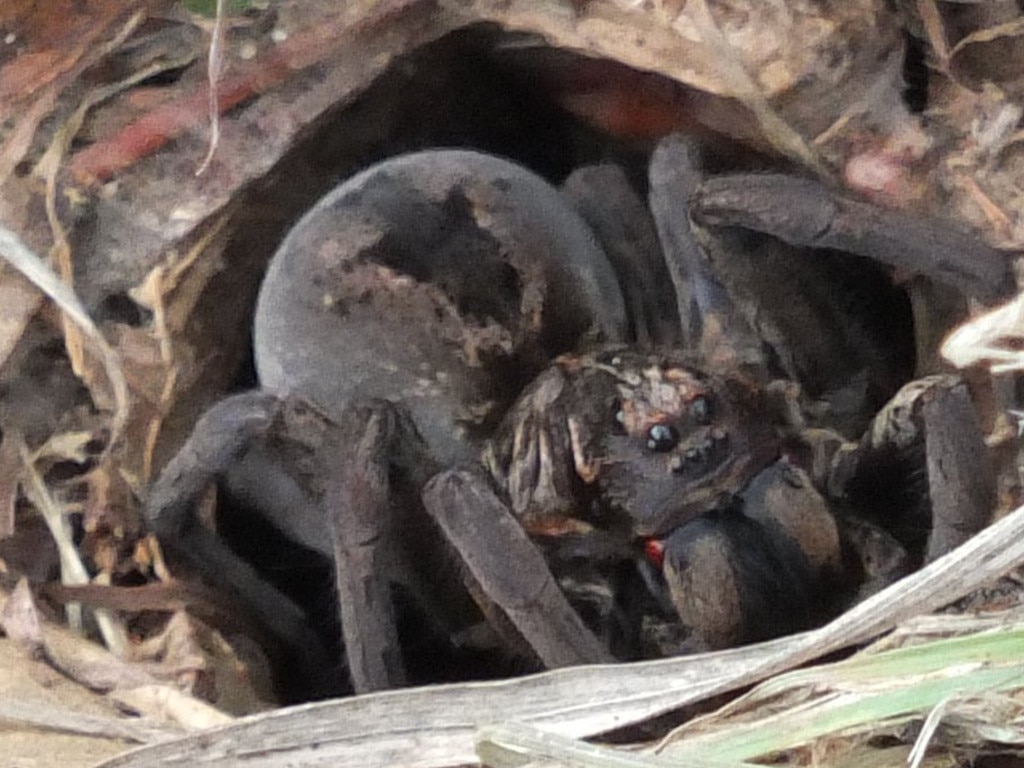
(1, 1, 1024, 767)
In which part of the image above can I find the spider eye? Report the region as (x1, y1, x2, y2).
(690, 395, 713, 425)
(612, 398, 627, 431)
(646, 423, 679, 452)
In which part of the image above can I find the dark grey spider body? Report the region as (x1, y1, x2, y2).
(146, 136, 1007, 695)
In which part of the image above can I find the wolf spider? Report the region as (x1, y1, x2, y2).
(146, 136, 1007, 695)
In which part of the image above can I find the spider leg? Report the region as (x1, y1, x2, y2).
(837, 375, 995, 564)
(740, 461, 842, 578)
(690, 170, 1013, 303)
(421, 470, 614, 668)
(659, 504, 816, 650)
(145, 392, 333, 684)
(655, 459, 846, 649)
(146, 392, 282, 531)
(651, 134, 942, 436)
(322, 400, 611, 690)
(319, 399, 440, 693)
(648, 135, 767, 373)
(562, 163, 682, 349)
(918, 379, 996, 560)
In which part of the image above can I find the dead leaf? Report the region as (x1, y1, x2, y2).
(129, 611, 272, 716)
(0, 0, 148, 184)
(0, 435, 20, 538)
(0, 578, 44, 651)
(38, 613, 162, 692)
(951, 14, 1024, 93)
(0, 267, 43, 376)
(111, 684, 234, 730)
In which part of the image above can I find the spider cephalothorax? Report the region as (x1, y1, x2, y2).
(488, 349, 781, 538)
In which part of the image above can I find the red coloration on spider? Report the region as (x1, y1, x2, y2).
(644, 538, 665, 569)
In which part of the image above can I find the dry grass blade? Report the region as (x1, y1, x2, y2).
(478, 723, 751, 768)
(92, 501, 1024, 768)
(659, 624, 1024, 761)
(680, 0, 825, 174)
(16, 439, 130, 657)
(196, 0, 226, 176)
(942, 292, 1024, 372)
(0, 225, 130, 448)
(0, 698, 178, 744)
(479, 616, 1024, 767)
(949, 16, 1024, 58)
(909, 694, 955, 768)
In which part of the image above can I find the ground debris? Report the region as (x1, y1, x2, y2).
(0, 2, 1023, 767)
